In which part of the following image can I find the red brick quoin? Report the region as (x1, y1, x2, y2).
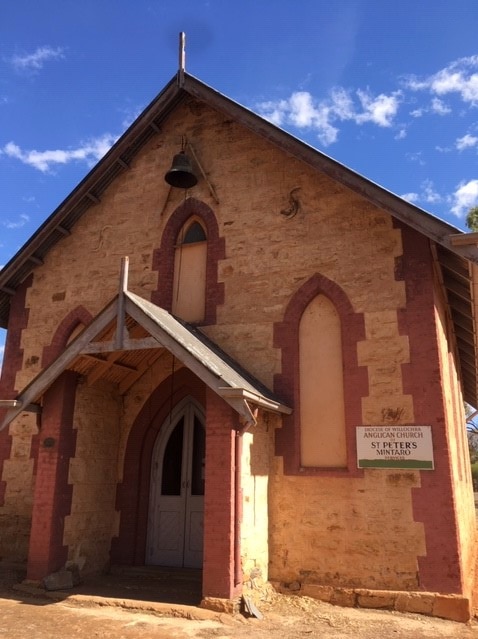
(26, 371, 79, 581)
(25, 307, 92, 578)
(395, 221, 465, 595)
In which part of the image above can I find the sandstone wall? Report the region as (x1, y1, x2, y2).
(0, 412, 37, 563)
(239, 416, 275, 584)
(63, 380, 121, 574)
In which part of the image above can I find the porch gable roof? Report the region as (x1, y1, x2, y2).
(0, 287, 291, 432)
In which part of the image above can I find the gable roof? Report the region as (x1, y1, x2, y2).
(0, 286, 291, 432)
(1, 71, 478, 405)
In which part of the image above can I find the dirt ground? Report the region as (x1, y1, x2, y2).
(1, 568, 478, 639)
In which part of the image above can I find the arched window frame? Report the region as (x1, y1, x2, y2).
(152, 198, 225, 326)
(299, 293, 347, 468)
(172, 216, 208, 322)
(273, 273, 368, 476)
(179, 218, 207, 245)
(41, 306, 93, 367)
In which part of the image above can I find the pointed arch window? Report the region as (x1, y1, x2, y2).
(299, 294, 347, 468)
(172, 218, 207, 322)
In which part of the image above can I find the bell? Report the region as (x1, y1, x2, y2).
(164, 151, 198, 189)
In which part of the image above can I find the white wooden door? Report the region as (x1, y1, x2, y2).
(147, 399, 205, 568)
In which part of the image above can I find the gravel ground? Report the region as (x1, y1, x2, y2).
(1, 568, 478, 639)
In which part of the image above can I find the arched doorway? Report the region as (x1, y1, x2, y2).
(146, 397, 205, 569)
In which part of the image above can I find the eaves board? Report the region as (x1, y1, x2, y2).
(435, 244, 477, 408)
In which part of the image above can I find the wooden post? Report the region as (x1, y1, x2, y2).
(114, 256, 129, 351)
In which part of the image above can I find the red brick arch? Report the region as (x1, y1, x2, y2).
(111, 367, 206, 565)
(41, 306, 93, 368)
(152, 198, 225, 325)
(273, 273, 368, 476)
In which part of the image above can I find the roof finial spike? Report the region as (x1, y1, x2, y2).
(178, 32, 186, 86)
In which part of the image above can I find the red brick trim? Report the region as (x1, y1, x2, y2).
(202, 387, 238, 599)
(42, 306, 93, 367)
(274, 273, 368, 476)
(395, 222, 463, 594)
(26, 371, 79, 580)
(0, 275, 32, 505)
(111, 367, 206, 565)
(151, 198, 225, 325)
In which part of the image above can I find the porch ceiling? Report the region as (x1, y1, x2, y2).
(66, 315, 170, 395)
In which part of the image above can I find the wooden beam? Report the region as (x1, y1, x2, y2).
(81, 336, 160, 354)
(449, 232, 478, 247)
(116, 157, 129, 169)
(0, 286, 16, 296)
(455, 325, 475, 347)
(442, 274, 472, 302)
(82, 353, 138, 372)
(447, 292, 473, 318)
(114, 257, 129, 350)
(86, 192, 101, 204)
(0, 301, 117, 432)
(436, 248, 470, 279)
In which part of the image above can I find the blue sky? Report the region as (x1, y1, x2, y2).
(1, 0, 478, 368)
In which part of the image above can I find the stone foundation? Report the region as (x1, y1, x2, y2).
(271, 581, 472, 623)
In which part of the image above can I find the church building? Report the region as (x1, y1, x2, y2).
(0, 58, 477, 622)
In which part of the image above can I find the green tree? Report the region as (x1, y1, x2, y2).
(465, 206, 478, 231)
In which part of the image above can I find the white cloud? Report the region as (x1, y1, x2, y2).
(121, 106, 143, 130)
(400, 181, 442, 207)
(404, 55, 478, 106)
(257, 87, 400, 146)
(422, 179, 442, 204)
(456, 133, 478, 151)
(451, 179, 478, 217)
(1, 134, 118, 173)
(355, 90, 401, 127)
(0, 344, 4, 373)
(431, 97, 451, 115)
(2, 213, 30, 229)
(405, 151, 425, 166)
(401, 192, 419, 203)
(410, 107, 425, 118)
(11, 46, 65, 71)
(409, 97, 451, 118)
(258, 92, 339, 145)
